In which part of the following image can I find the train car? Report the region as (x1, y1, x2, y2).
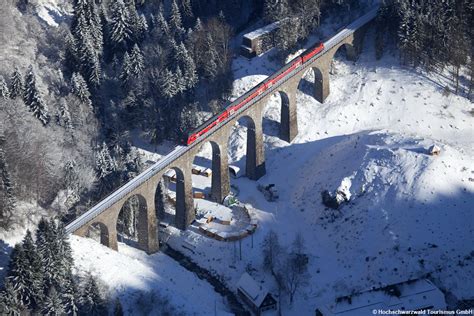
(186, 110, 229, 145)
(301, 42, 324, 63)
(186, 42, 325, 146)
(265, 56, 303, 89)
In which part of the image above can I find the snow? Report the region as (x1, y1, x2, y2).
(236, 272, 269, 307)
(70, 235, 229, 315)
(32, 0, 72, 27)
(243, 19, 288, 41)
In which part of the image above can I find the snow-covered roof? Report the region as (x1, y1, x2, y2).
(237, 273, 270, 308)
(243, 18, 288, 40)
(428, 144, 441, 153)
(318, 279, 446, 315)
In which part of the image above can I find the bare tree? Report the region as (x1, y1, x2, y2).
(262, 229, 282, 275)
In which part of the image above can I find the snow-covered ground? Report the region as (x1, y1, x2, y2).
(72, 30, 473, 314)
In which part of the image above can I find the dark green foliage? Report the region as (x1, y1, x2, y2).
(0, 136, 15, 229)
(9, 68, 24, 99)
(113, 298, 124, 316)
(79, 275, 107, 316)
(23, 66, 50, 126)
(379, 0, 472, 91)
(1, 218, 82, 315)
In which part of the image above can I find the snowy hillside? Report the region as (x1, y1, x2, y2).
(70, 30, 473, 314)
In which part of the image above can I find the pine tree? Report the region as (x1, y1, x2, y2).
(42, 286, 65, 316)
(71, 72, 92, 107)
(154, 10, 169, 38)
(175, 66, 186, 93)
(35, 218, 56, 290)
(0, 137, 15, 228)
(169, 0, 184, 36)
(264, 0, 289, 23)
(113, 298, 123, 316)
(109, 0, 131, 47)
(9, 68, 24, 99)
(79, 275, 106, 316)
(120, 51, 133, 86)
(21, 230, 44, 310)
(203, 35, 219, 79)
(194, 18, 203, 32)
(159, 68, 177, 98)
(178, 42, 197, 88)
(57, 100, 74, 130)
(7, 244, 30, 306)
(96, 142, 117, 179)
(23, 66, 50, 126)
(0, 76, 10, 99)
(0, 279, 23, 315)
(130, 44, 145, 78)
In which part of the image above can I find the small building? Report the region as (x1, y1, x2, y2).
(237, 273, 277, 315)
(428, 144, 441, 156)
(315, 279, 446, 316)
(240, 18, 289, 58)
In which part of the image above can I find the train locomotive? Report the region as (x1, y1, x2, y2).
(186, 42, 325, 146)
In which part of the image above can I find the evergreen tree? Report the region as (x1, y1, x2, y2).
(113, 298, 123, 316)
(169, 0, 184, 36)
(9, 67, 24, 99)
(0, 137, 15, 228)
(120, 51, 133, 86)
(6, 244, 30, 306)
(23, 66, 50, 126)
(154, 10, 169, 38)
(178, 43, 197, 88)
(203, 35, 219, 79)
(21, 230, 44, 310)
(0, 279, 23, 315)
(126, 0, 147, 43)
(96, 142, 117, 179)
(130, 44, 145, 78)
(71, 72, 92, 107)
(264, 0, 289, 23)
(35, 218, 56, 290)
(42, 286, 65, 316)
(0, 76, 10, 99)
(79, 275, 106, 316)
(158, 68, 177, 98)
(174, 66, 186, 93)
(109, 0, 131, 48)
(57, 100, 74, 130)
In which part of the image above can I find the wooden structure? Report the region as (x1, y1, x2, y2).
(237, 273, 277, 315)
(240, 19, 289, 58)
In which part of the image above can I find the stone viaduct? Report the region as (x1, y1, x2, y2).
(70, 14, 374, 254)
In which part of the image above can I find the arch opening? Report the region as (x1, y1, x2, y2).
(86, 222, 110, 248)
(190, 141, 229, 204)
(262, 91, 292, 141)
(156, 166, 188, 228)
(330, 43, 357, 75)
(116, 194, 148, 250)
(228, 115, 264, 180)
(297, 66, 325, 104)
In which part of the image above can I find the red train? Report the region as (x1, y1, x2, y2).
(186, 42, 325, 145)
